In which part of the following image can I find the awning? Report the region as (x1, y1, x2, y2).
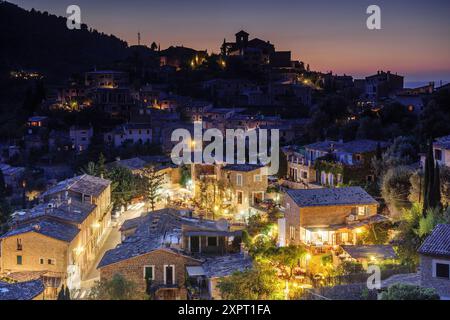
(186, 266, 206, 277)
(184, 230, 242, 237)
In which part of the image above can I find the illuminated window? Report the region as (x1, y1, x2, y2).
(289, 226, 296, 240)
(358, 206, 368, 216)
(236, 191, 243, 205)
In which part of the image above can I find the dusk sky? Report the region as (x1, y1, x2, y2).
(12, 0, 450, 84)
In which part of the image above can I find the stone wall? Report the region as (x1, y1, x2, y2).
(300, 204, 378, 226)
(99, 249, 202, 299)
(420, 254, 450, 299)
(0, 232, 68, 275)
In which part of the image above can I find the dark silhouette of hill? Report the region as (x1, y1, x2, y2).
(0, 1, 130, 81)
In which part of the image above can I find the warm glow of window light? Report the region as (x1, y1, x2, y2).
(92, 222, 100, 229)
(74, 246, 84, 254)
(305, 253, 312, 261)
(355, 227, 364, 234)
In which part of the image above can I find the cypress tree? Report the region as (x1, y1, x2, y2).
(423, 140, 435, 217)
(57, 285, 66, 300)
(375, 142, 382, 160)
(64, 286, 71, 300)
(432, 162, 441, 210)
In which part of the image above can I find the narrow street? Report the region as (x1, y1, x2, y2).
(74, 202, 147, 299)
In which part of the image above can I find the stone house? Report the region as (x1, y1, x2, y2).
(299, 139, 389, 187)
(0, 163, 25, 194)
(0, 219, 79, 298)
(418, 224, 450, 299)
(280, 187, 385, 249)
(1, 175, 112, 293)
(98, 208, 248, 300)
(282, 146, 316, 189)
(104, 123, 153, 147)
(420, 135, 450, 168)
(69, 125, 93, 153)
(220, 164, 268, 218)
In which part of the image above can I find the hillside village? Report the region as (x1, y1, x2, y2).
(0, 2, 449, 301)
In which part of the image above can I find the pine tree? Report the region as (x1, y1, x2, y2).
(97, 153, 106, 178)
(142, 166, 164, 212)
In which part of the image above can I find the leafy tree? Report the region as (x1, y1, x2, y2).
(337, 261, 365, 275)
(108, 166, 139, 208)
(360, 221, 392, 245)
(419, 92, 450, 142)
(395, 203, 422, 267)
(417, 207, 450, 238)
(380, 283, 439, 300)
(142, 166, 165, 211)
(97, 153, 106, 178)
(441, 165, 450, 206)
(372, 136, 418, 179)
(408, 171, 423, 204)
(217, 263, 283, 300)
(263, 245, 307, 280)
(80, 161, 98, 176)
(179, 165, 191, 188)
(410, 166, 449, 207)
(88, 274, 148, 300)
(381, 166, 413, 218)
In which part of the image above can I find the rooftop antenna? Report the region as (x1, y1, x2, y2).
(138, 32, 141, 46)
